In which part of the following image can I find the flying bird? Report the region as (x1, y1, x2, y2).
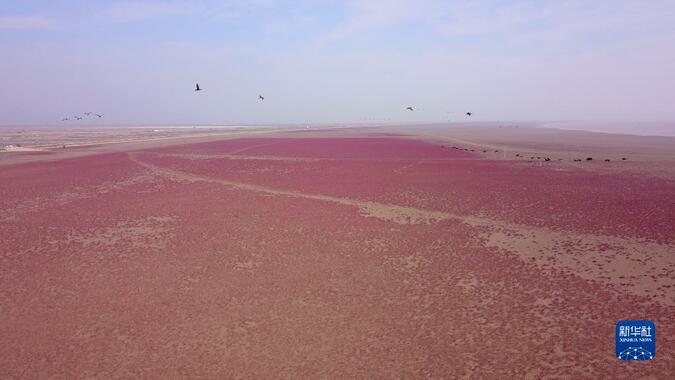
(466, 112, 472, 116)
(61, 117, 69, 121)
(84, 112, 92, 116)
(75, 116, 83, 120)
(258, 95, 265, 101)
(406, 106, 414, 111)
(195, 83, 201, 91)
(95, 114, 104, 118)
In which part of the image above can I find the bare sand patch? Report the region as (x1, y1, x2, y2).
(0, 146, 43, 152)
(357, 202, 450, 225)
(62, 216, 176, 252)
(480, 224, 675, 305)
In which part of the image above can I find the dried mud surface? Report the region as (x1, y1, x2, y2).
(1, 135, 674, 378)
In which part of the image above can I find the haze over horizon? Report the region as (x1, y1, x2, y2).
(2, 1, 675, 132)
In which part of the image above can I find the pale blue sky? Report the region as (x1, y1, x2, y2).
(1, 1, 674, 126)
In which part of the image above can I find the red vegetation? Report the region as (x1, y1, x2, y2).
(1, 137, 673, 378)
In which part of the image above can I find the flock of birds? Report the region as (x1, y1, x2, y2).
(61, 82, 473, 122)
(405, 106, 473, 117)
(195, 83, 473, 117)
(61, 112, 103, 122)
(57, 82, 630, 162)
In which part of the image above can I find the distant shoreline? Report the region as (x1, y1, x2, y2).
(538, 121, 675, 138)
(2, 120, 674, 137)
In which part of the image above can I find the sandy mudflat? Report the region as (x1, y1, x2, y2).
(0, 125, 294, 165)
(1, 124, 674, 378)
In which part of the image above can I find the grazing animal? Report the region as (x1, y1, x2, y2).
(586, 157, 593, 161)
(544, 158, 551, 161)
(195, 83, 201, 91)
(605, 159, 610, 162)
(406, 106, 414, 111)
(622, 157, 627, 160)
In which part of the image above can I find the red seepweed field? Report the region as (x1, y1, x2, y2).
(1, 135, 674, 378)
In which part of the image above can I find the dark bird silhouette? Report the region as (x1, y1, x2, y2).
(61, 117, 69, 121)
(195, 83, 201, 91)
(95, 114, 103, 118)
(75, 116, 83, 120)
(84, 112, 92, 116)
(466, 112, 472, 116)
(258, 95, 265, 101)
(406, 106, 414, 111)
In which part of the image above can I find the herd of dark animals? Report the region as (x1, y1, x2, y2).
(56, 82, 629, 161)
(446, 146, 628, 163)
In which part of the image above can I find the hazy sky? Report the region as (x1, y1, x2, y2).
(1, 0, 675, 126)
